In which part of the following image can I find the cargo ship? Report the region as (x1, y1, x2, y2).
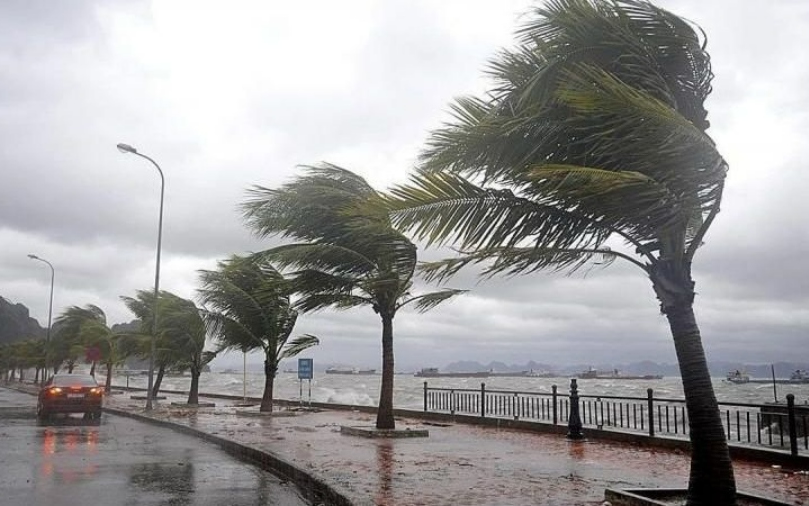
(577, 367, 662, 380)
(325, 367, 377, 375)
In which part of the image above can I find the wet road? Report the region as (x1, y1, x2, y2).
(0, 387, 309, 506)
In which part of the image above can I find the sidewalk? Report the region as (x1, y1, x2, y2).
(102, 391, 809, 506)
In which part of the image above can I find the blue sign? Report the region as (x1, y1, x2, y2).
(298, 358, 313, 380)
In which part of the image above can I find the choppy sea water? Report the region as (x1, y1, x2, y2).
(114, 372, 809, 408)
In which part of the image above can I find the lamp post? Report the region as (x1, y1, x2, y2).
(27, 254, 54, 382)
(116, 142, 164, 411)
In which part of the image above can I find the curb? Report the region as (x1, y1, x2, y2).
(104, 406, 358, 506)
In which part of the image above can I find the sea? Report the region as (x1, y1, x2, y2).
(114, 371, 809, 408)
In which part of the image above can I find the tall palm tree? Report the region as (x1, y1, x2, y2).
(198, 255, 319, 413)
(242, 165, 465, 429)
(384, 1, 731, 503)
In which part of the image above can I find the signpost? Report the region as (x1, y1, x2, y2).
(298, 358, 313, 406)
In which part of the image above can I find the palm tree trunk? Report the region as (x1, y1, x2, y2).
(104, 362, 113, 393)
(666, 302, 735, 506)
(376, 313, 395, 430)
(152, 365, 165, 398)
(188, 366, 200, 405)
(260, 358, 276, 413)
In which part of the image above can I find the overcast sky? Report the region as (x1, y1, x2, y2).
(1, 0, 807, 372)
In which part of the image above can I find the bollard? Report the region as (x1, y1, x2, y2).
(787, 394, 798, 457)
(567, 379, 585, 440)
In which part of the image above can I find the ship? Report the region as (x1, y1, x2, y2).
(726, 370, 750, 384)
(325, 367, 356, 375)
(725, 369, 809, 385)
(790, 369, 809, 383)
(325, 367, 377, 375)
(414, 367, 489, 378)
(577, 367, 662, 380)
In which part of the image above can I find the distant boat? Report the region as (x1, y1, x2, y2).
(726, 370, 750, 384)
(725, 369, 809, 385)
(789, 369, 809, 383)
(577, 367, 662, 380)
(414, 367, 489, 378)
(326, 367, 357, 375)
(325, 367, 377, 375)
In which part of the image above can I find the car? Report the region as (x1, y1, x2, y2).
(37, 373, 104, 420)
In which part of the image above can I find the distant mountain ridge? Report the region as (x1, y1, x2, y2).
(0, 296, 45, 344)
(443, 360, 809, 378)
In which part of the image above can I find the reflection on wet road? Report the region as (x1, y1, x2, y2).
(0, 387, 309, 505)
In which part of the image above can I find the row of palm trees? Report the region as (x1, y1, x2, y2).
(0, 260, 321, 411)
(5, 1, 734, 503)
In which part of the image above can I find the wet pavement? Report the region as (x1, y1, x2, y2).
(100, 390, 809, 506)
(0, 387, 308, 506)
(4, 384, 809, 505)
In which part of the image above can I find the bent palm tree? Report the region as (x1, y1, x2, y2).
(385, 1, 732, 504)
(242, 165, 465, 429)
(121, 290, 190, 398)
(54, 305, 129, 392)
(157, 295, 216, 405)
(198, 255, 319, 412)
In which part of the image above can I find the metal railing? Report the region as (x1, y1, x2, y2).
(423, 381, 809, 456)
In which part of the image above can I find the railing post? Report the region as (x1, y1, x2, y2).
(423, 381, 428, 412)
(647, 388, 655, 437)
(480, 382, 486, 418)
(787, 394, 798, 457)
(450, 389, 455, 415)
(552, 384, 558, 425)
(567, 379, 584, 439)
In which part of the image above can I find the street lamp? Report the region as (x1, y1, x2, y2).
(116, 142, 165, 411)
(27, 254, 54, 381)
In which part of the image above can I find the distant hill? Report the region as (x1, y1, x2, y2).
(0, 297, 44, 344)
(442, 359, 809, 378)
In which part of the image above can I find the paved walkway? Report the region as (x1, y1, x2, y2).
(99, 391, 809, 506)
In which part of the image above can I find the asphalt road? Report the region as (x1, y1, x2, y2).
(0, 387, 310, 506)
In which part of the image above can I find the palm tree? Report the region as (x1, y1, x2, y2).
(52, 314, 89, 374)
(54, 305, 107, 375)
(54, 305, 129, 392)
(198, 254, 319, 413)
(384, 1, 732, 503)
(152, 293, 217, 405)
(242, 165, 465, 429)
(121, 290, 194, 398)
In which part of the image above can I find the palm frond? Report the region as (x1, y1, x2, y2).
(398, 289, 467, 313)
(386, 170, 612, 251)
(418, 245, 624, 283)
(279, 334, 320, 360)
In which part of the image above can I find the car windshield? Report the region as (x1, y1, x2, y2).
(50, 375, 98, 387)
